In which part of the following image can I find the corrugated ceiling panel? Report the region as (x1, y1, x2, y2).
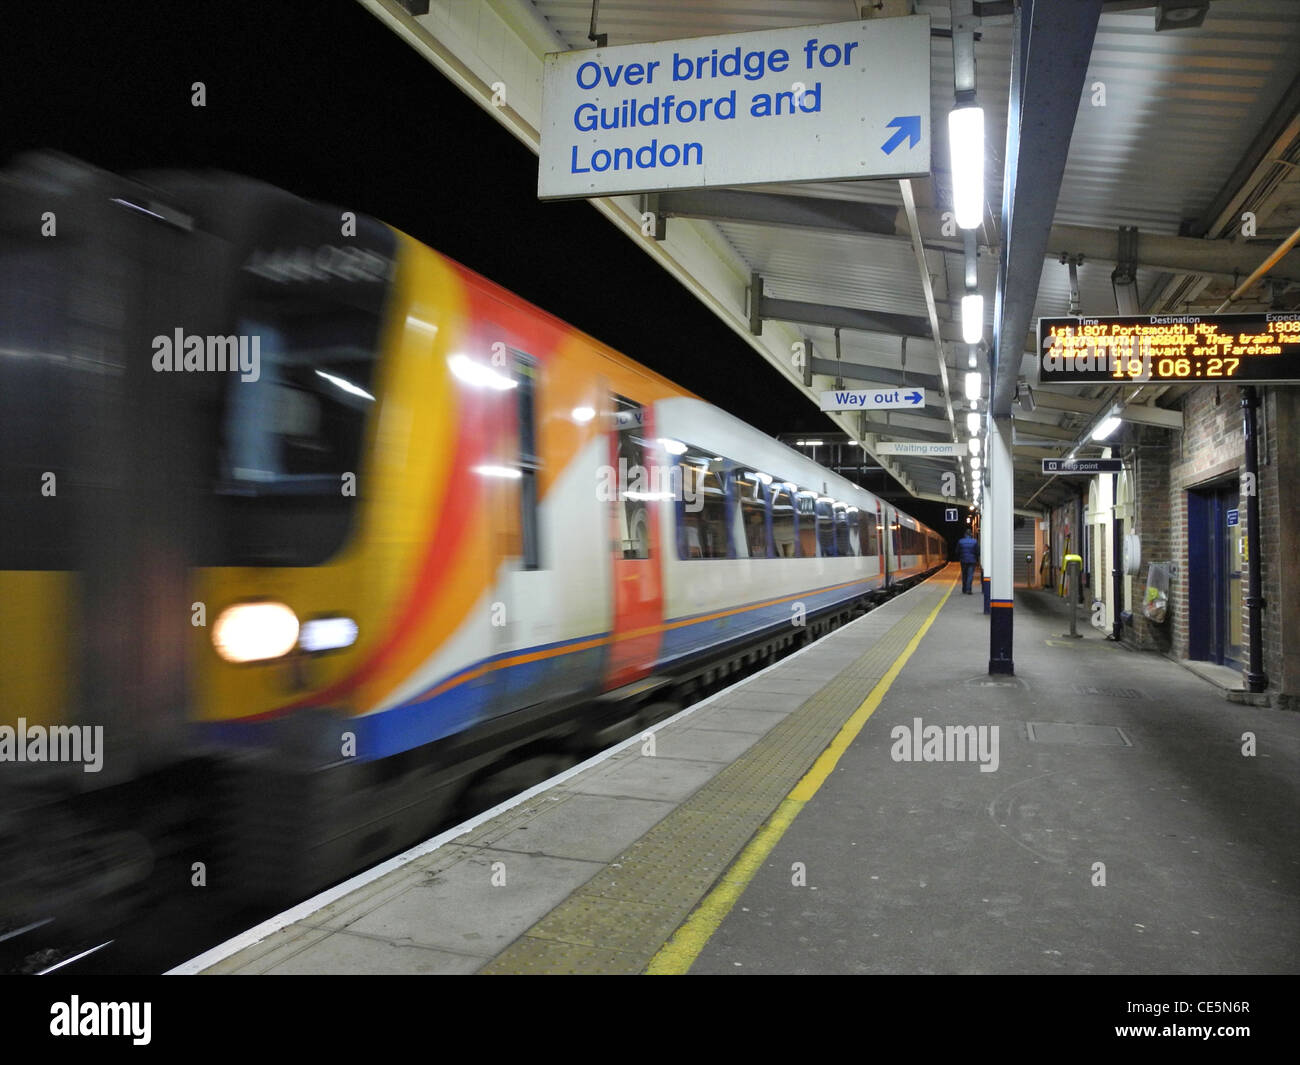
(716, 220, 929, 314)
(532, 1, 873, 48)
(1058, 3, 1300, 233)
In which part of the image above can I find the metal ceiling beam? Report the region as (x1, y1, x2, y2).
(658, 188, 913, 240)
(751, 282, 933, 340)
(899, 178, 959, 443)
(1012, 444, 1069, 459)
(1029, 390, 1106, 415)
(659, 189, 1300, 283)
(1044, 224, 1300, 285)
(862, 419, 950, 440)
(1119, 405, 1183, 430)
(808, 356, 941, 392)
(1012, 420, 1077, 441)
(1012, 405, 1086, 427)
(992, 0, 1104, 418)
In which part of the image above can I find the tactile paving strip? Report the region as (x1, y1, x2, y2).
(479, 579, 952, 974)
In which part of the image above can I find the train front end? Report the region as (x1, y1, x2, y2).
(0, 155, 465, 911)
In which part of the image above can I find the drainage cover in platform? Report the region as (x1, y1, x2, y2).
(1026, 722, 1133, 747)
(964, 674, 1027, 690)
(1073, 685, 1144, 699)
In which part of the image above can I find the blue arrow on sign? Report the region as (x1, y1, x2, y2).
(882, 116, 921, 155)
(904, 390, 924, 405)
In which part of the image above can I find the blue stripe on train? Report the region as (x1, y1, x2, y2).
(658, 578, 881, 664)
(198, 578, 884, 761)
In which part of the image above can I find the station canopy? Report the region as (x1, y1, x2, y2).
(366, 0, 1300, 511)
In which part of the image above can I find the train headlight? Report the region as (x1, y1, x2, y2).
(212, 602, 300, 663)
(299, 616, 359, 653)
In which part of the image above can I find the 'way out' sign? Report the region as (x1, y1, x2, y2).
(539, 16, 931, 199)
(819, 387, 928, 412)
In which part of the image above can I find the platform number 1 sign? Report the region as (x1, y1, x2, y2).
(945, 508, 958, 523)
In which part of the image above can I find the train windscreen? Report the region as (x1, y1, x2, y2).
(209, 212, 396, 565)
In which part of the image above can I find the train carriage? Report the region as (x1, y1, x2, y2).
(0, 155, 945, 910)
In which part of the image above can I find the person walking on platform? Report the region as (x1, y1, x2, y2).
(957, 527, 979, 594)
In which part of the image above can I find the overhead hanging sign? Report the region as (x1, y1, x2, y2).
(819, 386, 928, 411)
(539, 16, 931, 199)
(1042, 458, 1125, 475)
(875, 441, 961, 456)
(1037, 313, 1300, 385)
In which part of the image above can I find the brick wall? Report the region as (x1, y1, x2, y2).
(1128, 425, 1172, 651)
(1043, 386, 1291, 704)
(1161, 385, 1288, 702)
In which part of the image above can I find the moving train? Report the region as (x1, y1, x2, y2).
(0, 154, 945, 913)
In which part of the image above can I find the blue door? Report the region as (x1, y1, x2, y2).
(1187, 485, 1243, 668)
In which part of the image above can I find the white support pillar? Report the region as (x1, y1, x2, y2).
(988, 414, 1015, 673)
(980, 434, 991, 613)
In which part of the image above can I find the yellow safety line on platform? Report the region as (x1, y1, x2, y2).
(645, 576, 958, 975)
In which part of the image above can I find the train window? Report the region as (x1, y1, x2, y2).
(834, 504, 852, 557)
(797, 492, 818, 557)
(736, 472, 770, 558)
(0, 238, 78, 568)
(516, 356, 542, 568)
(612, 394, 649, 561)
(678, 453, 729, 559)
(223, 315, 377, 494)
(214, 293, 388, 565)
(815, 498, 835, 557)
(858, 510, 878, 557)
(771, 484, 797, 558)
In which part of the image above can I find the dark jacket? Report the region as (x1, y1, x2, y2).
(957, 535, 978, 563)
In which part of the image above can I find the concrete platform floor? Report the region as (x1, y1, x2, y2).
(690, 583, 1300, 974)
(181, 571, 1299, 976)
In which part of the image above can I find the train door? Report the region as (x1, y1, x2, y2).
(875, 499, 886, 586)
(604, 395, 663, 690)
(498, 349, 552, 712)
(883, 503, 895, 586)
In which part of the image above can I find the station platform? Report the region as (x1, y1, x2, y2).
(177, 565, 1300, 975)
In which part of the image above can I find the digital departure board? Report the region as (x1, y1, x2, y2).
(1036, 313, 1300, 385)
